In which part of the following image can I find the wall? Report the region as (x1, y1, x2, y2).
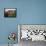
(20, 0, 46, 24)
(0, 0, 46, 44)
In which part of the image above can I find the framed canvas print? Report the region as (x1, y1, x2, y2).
(4, 8, 17, 17)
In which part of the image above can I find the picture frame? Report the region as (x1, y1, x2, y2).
(18, 24, 46, 42)
(4, 8, 17, 17)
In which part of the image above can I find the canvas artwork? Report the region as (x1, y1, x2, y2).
(18, 25, 46, 41)
(4, 8, 17, 17)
